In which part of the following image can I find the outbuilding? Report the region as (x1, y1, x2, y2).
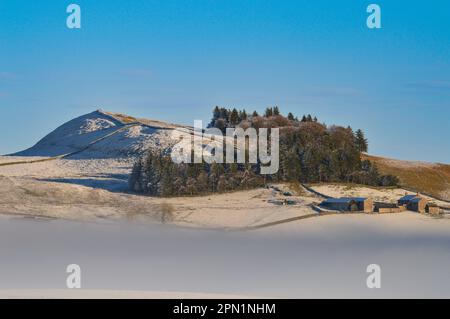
(398, 194, 428, 213)
(321, 197, 373, 213)
(426, 204, 442, 216)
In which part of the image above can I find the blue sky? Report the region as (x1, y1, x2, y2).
(1, 0, 449, 162)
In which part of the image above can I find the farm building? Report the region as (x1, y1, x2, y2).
(426, 204, 442, 216)
(320, 197, 373, 213)
(398, 194, 428, 213)
(398, 194, 419, 206)
(377, 206, 407, 214)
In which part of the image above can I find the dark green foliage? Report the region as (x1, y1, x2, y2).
(229, 108, 240, 126)
(129, 151, 265, 196)
(300, 114, 315, 122)
(208, 106, 232, 132)
(264, 107, 273, 117)
(239, 109, 248, 121)
(349, 160, 399, 187)
(287, 112, 295, 121)
(354, 129, 368, 153)
(378, 174, 400, 187)
(130, 106, 399, 196)
(273, 106, 280, 116)
(128, 158, 143, 192)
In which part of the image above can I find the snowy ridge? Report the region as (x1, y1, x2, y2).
(13, 110, 191, 159)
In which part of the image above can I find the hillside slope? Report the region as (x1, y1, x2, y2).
(12, 110, 189, 159)
(364, 154, 450, 201)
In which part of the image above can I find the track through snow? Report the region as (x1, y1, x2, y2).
(1, 123, 142, 166)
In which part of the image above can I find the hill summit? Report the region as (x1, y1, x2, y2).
(14, 110, 188, 159)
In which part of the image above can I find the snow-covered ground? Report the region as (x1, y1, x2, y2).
(0, 156, 320, 228)
(0, 156, 51, 164)
(12, 110, 186, 159)
(310, 184, 450, 207)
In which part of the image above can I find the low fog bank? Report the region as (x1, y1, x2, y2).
(0, 216, 449, 298)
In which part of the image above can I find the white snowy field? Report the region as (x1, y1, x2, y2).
(0, 156, 51, 164)
(1, 146, 327, 227)
(0, 156, 319, 227)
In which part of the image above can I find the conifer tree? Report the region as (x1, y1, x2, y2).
(281, 149, 302, 182)
(197, 171, 209, 193)
(186, 177, 198, 195)
(208, 106, 221, 128)
(229, 108, 240, 126)
(273, 106, 280, 116)
(217, 175, 228, 192)
(239, 109, 248, 121)
(129, 158, 143, 192)
(287, 112, 295, 121)
(355, 129, 369, 153)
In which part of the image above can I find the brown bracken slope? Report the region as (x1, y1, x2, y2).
(364, 154, 450, 201)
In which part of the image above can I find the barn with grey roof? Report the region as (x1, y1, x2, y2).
(320, 197, 373, 213)
(397, 194, 428, 213)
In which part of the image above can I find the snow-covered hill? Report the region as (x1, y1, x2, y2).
(13, 110, 190, 159)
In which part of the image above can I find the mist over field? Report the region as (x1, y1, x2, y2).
(1, 216, 449, 298)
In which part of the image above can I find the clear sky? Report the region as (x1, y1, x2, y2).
(1, 0, 449, 162)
